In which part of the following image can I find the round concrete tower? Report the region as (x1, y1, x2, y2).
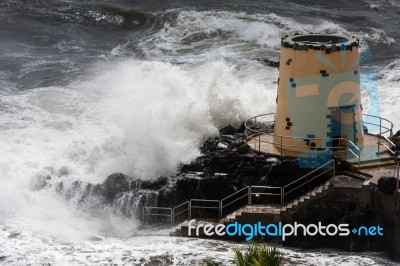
(273, 34, 364, 155)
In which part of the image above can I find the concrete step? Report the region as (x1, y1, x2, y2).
(356, 160, 395, 170)
(174, 180, 334, 238)
(350, 155, 394, 164)
(281, 180, 331, 214)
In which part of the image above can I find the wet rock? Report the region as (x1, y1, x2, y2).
(201, 137, 219, 152)
(378, 176, 397, 194)
(266, 157, 280, 164)
(256, 58, 280, 68)
(238, 143, 251, 154)
(101, 173, 130, 202)
(219, 125, 237, 135)
(8, 232, 20, 239)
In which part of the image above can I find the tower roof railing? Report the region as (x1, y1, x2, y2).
(244, 113, 396, 169)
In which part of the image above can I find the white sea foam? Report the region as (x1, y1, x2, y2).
(0, 58, 274, 244)
(0, 226, 395, 266)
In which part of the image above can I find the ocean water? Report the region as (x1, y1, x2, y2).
(0, 0, 399, 265)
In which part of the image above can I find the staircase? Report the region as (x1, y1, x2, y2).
(173, 180, 332, 238)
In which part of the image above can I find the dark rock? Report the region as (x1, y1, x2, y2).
(8, 232, 20, 239)
(256, 58, 280, 68)
(201, 137, 219, 152)
(378, 176, 397, 194)
(236, 122, 247, 133)
(134, 176, 169, 190)
(219, 125, 237, 135)
(238, 143, 251, 154)
(227, 140, 244, 150)
(101, 173, 130, 202)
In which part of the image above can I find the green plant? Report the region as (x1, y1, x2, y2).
(199, 242, 283, 266)
(233, 242, 282, 266)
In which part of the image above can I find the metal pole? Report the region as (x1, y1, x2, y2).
(248, 186, 252, 205)
(397, 163, 400, 191)
(189, 200, 192, 220)
(171, 208, 174, 225)
(333, 160, 336, 177)
(219, 201, 222, 220)
(378, 118, 382, 154)
(281, 187, 284, 205)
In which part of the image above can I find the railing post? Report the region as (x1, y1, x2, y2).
(171, 208, 174, 225)
(258, 134, 261, 151)
(219, 201, 222, 220)
(248, 186, 252, 205)
(397, 162, 399, 191)
(333, 160, 336, 177)
(189, 200, 192, 220)
(282, 187, 284, 204)
(378, 118, 382, 154)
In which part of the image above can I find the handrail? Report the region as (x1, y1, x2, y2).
(347, 139, 361, 169)
(283, 160, 333, 189)
(382, 136, 396, 154)
(174, 201, 189, 210)
(282, 160, 334, 203)
(143, 158, 335, 225)
(221, 186, 249, 203)
(143, 207, 173, 224)
(245, 113, 396, 171)
(173, 201, 189, 223)
(220, 186, 250, 215)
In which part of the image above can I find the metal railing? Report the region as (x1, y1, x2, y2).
(143, 160, 335, 225)
(189, 199, 220, 220)
(244, 113, 395, 170)
(250, 186, 283, 205)
(282, 160, 334, 203)
(220, 186, 250, 218)
(143, 207, 173, 224)
(173, 201, 189, 223)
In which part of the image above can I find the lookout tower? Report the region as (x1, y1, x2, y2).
(273, 34, 364, 156)
(246, 33, 395, 167)
(274, 34, 364, 157)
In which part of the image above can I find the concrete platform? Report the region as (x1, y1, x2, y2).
(363, 166, 399, 187)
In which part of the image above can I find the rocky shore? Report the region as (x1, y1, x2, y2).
(53, 124, 334, 218)
(47, 125, 400, 261)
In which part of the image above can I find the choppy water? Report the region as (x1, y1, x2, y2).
(0, 0, 399, 265)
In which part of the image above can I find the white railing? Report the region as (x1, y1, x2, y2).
(143, 160, 335, 225)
